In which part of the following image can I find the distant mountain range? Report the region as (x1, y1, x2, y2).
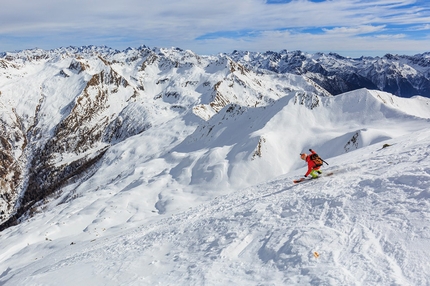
(229, 50, 430, 98)
(0, 46, 429, 231)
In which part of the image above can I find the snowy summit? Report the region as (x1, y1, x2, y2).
(0, 46, 429, 285)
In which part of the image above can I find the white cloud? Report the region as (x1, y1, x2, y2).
(1, 0, 430, 56)
(322, 25, 386, 35)
(375, 34, 407, 39)
(196, 28, 429, 57)
(414, 24, 430, 31)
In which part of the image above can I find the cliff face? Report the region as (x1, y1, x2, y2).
(0, 108, 25, 223)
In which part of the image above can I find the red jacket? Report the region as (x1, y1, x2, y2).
(305, 150, 320, 176)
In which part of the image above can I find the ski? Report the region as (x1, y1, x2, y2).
(293, 177, 319, 184)
(293, 178, 306, 183)
(293, 172, 334, 184)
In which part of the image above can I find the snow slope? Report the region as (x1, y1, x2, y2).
(0, 85, 430, 285)
(1, 47, 430, 285)
(0, 126, 429, 285)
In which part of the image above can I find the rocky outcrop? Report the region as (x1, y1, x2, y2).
(0, 112, 25, 223)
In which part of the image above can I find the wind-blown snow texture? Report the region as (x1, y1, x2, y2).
(0, 46, 430, 285)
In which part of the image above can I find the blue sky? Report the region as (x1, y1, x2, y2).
(1, 0, 429, 57)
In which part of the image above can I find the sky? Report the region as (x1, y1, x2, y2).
(1, 0, 430, 57)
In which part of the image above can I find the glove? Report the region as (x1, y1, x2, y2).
(309, 149, 313, 152)
(304, 175, 308, 178)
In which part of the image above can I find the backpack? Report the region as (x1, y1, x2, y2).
(309, 153, 323, 167)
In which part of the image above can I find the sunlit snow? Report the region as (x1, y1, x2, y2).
(0, 47, 429, 285)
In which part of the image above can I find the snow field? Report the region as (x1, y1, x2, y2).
(0, 129, 429, 285)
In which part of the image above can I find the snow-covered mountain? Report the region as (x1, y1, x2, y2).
(0, 46, 331, 229)
(0, 46, 430, 285)
(230, 50, 430, 98)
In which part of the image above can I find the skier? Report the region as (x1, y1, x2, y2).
(300, 149, 323, 179)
